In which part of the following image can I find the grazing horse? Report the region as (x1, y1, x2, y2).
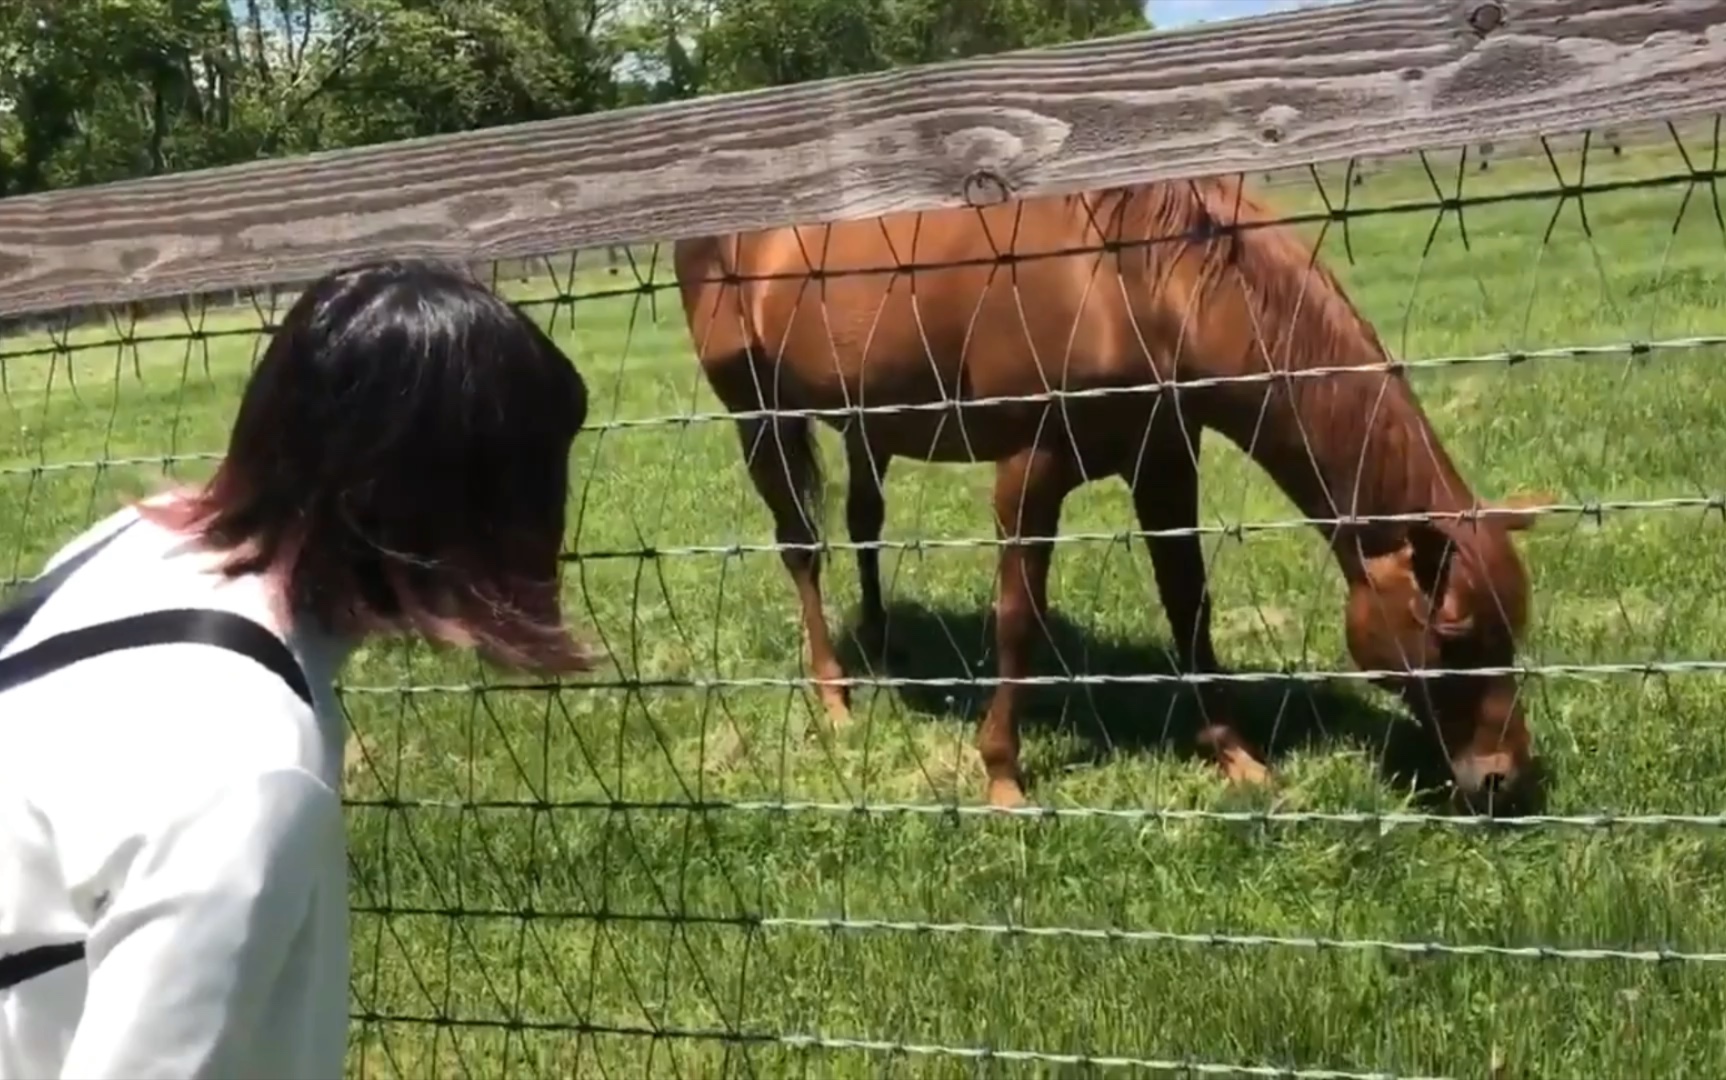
(674, 176, 1541, 809)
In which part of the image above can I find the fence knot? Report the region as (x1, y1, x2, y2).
(1468, 2, 1503, 36)
(962, 169, 1011, 208)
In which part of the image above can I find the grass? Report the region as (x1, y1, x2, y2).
(4, 131, 1726, 1079)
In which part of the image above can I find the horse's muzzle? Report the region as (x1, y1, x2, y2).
(1449, 749, 1533, 813)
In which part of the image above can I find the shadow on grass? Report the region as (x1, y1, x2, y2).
(840, 599, 1551, 816)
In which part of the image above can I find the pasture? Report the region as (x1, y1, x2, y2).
(4, 134, 1726, 1077)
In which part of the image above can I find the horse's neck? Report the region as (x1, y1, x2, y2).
(1223, 373, 1476, 581)
(1137, 185, 1480, 579)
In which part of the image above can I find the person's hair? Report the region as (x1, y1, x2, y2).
(140, 258, 593, 674)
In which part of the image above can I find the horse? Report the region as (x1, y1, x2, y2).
(673, 175, 1543, 810)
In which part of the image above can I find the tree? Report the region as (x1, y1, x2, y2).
(0, 0, 364, 194)
(694, 0, 1149, 94)
(0, 0, 1151, 196)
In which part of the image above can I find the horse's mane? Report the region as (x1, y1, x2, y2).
(1082, 177, 1489, 552)
(1091, 175, 1395, 376)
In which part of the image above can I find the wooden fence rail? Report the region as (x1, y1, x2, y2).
(2, 0, 1726, 320)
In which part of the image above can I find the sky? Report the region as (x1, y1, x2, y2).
(1144, 0, 1349, 29)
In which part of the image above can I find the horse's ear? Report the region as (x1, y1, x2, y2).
(1487, 491, 1555, 531)
(1405, 520, 1473, 638)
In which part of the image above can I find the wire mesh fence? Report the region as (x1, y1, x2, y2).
(3, 116, 1726, 1077)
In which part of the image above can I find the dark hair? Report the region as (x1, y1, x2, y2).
(142, 258, 592, 674)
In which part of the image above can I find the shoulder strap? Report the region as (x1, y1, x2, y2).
(0, 608, 313, 704)
(0, 942, 82, 994)
(0, 528, 316, 995)
(0, 519, 310, 705)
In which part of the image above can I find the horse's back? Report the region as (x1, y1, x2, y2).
(675, 196, 1154, 461)
(683, 201, 1125, 367)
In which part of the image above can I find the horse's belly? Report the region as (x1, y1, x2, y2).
(835, 398, 1114, 464)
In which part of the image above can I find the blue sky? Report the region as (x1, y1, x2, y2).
(1145, 0, 1348, 29)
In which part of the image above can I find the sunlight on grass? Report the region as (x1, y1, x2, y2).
(4, 131, 1726, 1077)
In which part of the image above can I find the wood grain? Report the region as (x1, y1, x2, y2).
(3, 0, 1725, 318)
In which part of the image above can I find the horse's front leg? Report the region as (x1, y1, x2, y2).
(977, 447, 1073, 808)
(1124, 431, 1269, 784)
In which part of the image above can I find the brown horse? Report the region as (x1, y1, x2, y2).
(674, 176, 1542, 810)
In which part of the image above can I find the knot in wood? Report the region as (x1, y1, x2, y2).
(1468, 2, 1503, 36)
(962, 169, 1011, 208)
(1255, 104, 1299, 147)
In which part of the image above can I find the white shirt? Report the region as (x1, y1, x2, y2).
(0, 505, 353, 1079)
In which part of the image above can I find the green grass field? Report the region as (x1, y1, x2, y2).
(5, 130, 1726, 1078)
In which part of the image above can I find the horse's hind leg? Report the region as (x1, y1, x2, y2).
(1124, 430, 1269, 784)
(733, 412, 852, 727)
(843, 427, 891, 658)
(978, 447, 1075, 808)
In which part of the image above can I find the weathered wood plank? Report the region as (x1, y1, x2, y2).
(3, 0, 1725, 318)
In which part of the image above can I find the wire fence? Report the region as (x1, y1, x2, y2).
(4, 115, 1726, 1078)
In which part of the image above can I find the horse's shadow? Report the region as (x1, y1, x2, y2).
(838, 599, 1544, 811)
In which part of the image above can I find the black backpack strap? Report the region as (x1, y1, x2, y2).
(0, 520, 309, 705)
(0, 612, 312, 993)
(0, 941, 83, 993)
(0, 526, 316, 994)
(0, 608, 313, 704)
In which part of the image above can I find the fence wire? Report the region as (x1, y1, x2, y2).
(6, 119, 1726, 1078)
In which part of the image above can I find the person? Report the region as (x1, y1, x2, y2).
(0, 258, 593, 1079)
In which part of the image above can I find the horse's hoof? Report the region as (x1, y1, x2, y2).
(817, 690, 854, 730)
(985, 778, 1028, 809)
(1218, 748, 1272, 786)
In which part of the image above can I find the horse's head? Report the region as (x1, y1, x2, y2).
(1343, 496, 1545, 809)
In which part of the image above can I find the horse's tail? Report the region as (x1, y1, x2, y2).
(679, 231, 828, 556)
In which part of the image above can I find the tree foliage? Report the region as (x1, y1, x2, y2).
(0, 0, 1149, 196)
